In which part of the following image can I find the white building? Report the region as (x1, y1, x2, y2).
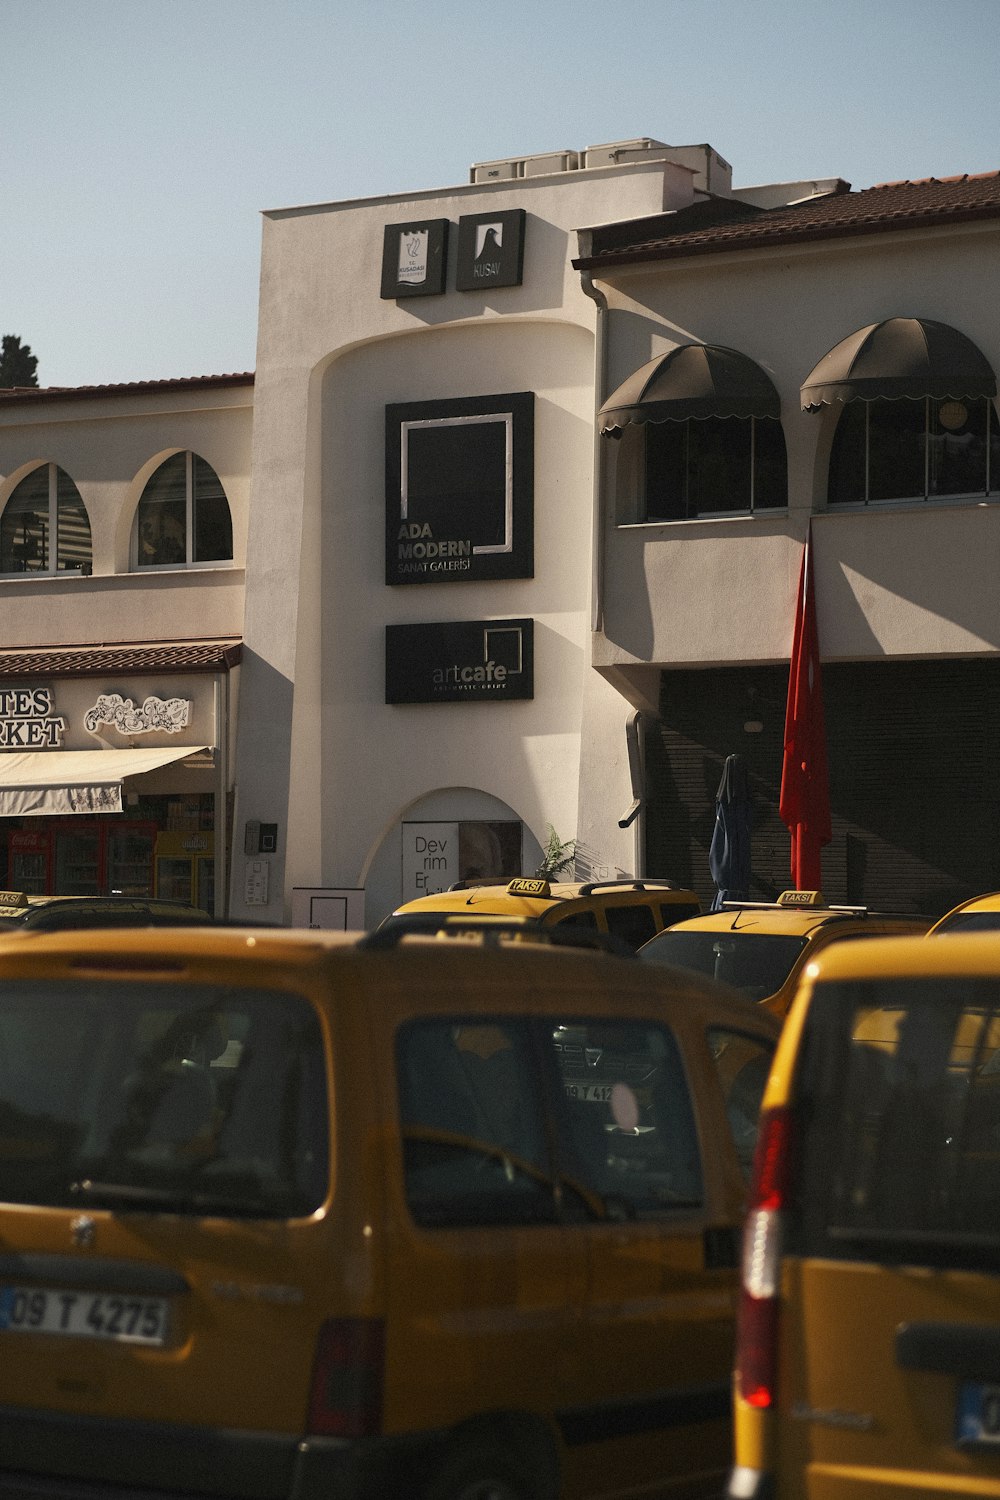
(4, 144, 999, 921)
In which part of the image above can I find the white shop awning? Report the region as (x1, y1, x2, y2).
(0, 746, 210, 817)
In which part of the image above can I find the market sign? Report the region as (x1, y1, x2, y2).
(0, 688, 65, 749)
(385, 618, 533, 705)
(385, 392, 534, 586)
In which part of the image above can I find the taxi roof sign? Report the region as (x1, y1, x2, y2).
(506, 877, 551, 898)
(0, 891, 29, 909)
(777, 889, 825, 908)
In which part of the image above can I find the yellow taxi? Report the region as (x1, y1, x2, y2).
(729, 931, 1000, 1500)
(0, 889, 212, 932)
(638, 890, 929, 1018)
(927, 891, 1000, 935)
(381, 875, 701, 952)
(0, 921, 778, 1500)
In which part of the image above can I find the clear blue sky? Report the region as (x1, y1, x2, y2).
(5, 0, 1000, 388)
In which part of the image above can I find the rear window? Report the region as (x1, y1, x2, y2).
(789, 977, 1000, 1270)
(640, 929, 806, 1002)
(0, 981, 328, 1218)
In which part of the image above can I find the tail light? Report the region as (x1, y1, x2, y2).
(735, 1106, 794, 1409)
(306, 1318, 385, 1438)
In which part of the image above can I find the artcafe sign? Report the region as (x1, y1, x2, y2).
(385, 618, 534, 705)
(0, 687, 192, 751)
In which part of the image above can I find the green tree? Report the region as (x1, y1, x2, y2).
(0, 335, 39, 388)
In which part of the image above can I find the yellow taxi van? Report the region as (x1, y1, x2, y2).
(381, 876, 701, 953)
(638, 891, 929, 1018)
(0, 924, 779, 1500)
(729, 932, 1000, 1500)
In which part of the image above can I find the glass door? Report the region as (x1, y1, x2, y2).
(106, 825, 155, 896)
(55, 829, 101, 895)
(9, 831, 51, 894)
(156, 856, 193, 903)
(195, 856, 215, 916)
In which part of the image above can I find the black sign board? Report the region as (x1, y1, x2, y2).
(456, 209, 526, 291)
(380, 218, 449, 299)
(386, 392, 533, 586)
(386, 618, 534, 704)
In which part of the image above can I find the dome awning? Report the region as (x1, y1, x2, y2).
(599, 344, 781, 435)
(801, 317, 997, 411)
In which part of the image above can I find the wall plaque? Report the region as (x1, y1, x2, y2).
(380, 218, 449, 299)
(386, 392, 533, 585)
(456, 209, 525, 291)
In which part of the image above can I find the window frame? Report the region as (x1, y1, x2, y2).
(0, 462, 92, 578)
(827, 395, 998, 508)
(132, 451, 234, 572)
(639, 414, 788, 524)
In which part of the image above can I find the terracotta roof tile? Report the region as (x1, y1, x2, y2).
(0, 639, 242, 678)
(574, 172, 1000, 270)
(0, 373, 254, 407)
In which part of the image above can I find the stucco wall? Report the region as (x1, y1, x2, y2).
(0, 387, 252, 645)
(594, 222, 1000, 669)
(233, 159, 686, 921)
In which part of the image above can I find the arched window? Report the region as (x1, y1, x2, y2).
(802, 318, 999, 507)
(0, 464, 91, 575)
(827, 396, 999, 505)
(600, 344, 787, 520)
(134, 452, 233, 568)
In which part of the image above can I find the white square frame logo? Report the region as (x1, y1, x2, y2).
(400, 413, 514, 556)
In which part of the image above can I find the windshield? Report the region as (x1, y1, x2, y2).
(935, 910, 1000, 934)
(790, 977, 1000, 1270)
(639, 929, 806, 1001)
(0, 980, 328, 1217)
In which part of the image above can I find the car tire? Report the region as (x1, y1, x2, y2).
(424, 1441, 536, 1500)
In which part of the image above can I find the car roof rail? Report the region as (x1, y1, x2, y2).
(576, 879, 679, 896)
(359, 917, 635, 958)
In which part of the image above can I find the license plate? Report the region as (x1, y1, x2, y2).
(563, 1083, 613, 1103)
(0, 1286, 169, 1346)
(956, 1382, 1000, 1446)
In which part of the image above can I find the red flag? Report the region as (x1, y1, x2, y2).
(779, 528, 831, 890)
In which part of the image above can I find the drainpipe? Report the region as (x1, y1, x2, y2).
(577, 238, 609, 635)
(215, 672, 229, 917)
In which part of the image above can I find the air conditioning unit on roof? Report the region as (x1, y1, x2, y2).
(582, 138, 673, 169)
(521, 149, 580, 177)
(470, 149, 580, 183)
(470, 157, 521, 183)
